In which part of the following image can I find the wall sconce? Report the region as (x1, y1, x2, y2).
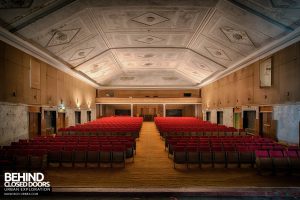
(48, 97, 52, 104)
(76, 98, 80, 109)
(58, 99, 65, 112)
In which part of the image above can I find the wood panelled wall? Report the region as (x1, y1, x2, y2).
(97, 89, 200, 98)
(201, 41, 300, 109)
(0, 41, 96, 109)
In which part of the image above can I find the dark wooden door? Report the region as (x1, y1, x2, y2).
(259, 112, 273, 139)
(57, 113, 66, 130)
(29, 112, 41, 138)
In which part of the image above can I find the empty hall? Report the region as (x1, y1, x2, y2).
(0, 0, 300, 199)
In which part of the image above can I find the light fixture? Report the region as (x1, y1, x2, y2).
(58, 99, 65, 112)
(87, 101, 91, 109)
(76, 98, 80, 109)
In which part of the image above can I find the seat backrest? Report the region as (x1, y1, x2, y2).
(255, 150, 269, 158)
(285, 150, 298, 158)
(269, 150, 283, 158)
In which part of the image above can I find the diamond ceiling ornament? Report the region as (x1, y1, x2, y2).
(131, 12, 169, 26)
(69, 47, 94, 61)
(220, 27, 253, 46)
(206, 47, 231, 60)
(136, 35, 163, 44)
(47, 28, 80, 47)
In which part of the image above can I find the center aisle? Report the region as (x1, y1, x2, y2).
(47, 122, 300, 189)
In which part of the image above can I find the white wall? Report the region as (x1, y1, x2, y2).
(210, 110, 217, 124)
(66, 108, 97, 126)
(66, 108, 75, 127)
(0, 102, 28, 146)
(203, 108, 233, 127)
(223, 108, 234, 127)
(273, 104, 300, 145)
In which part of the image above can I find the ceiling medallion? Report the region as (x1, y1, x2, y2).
(131, 12, 169, 26)
(69, 47, 95, 61)
(47, 28, 80, 47)
(205, 47, 231, 60)
(136, 35, 163, 44)
(220, 26, 254, 46)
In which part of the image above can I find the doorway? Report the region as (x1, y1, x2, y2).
(44, 111, 56, 134)
(57, 113, 66, 130)
(29, 112, 41, 138)
(217, 111, 223, 125)
(243, 111, 256, 133)
(259, 112, 273, 139)
(206, 111, 211, 122)
(75, 111, 81, 125)
(87, 111, 92, 122)
(234, 113, 241, 129)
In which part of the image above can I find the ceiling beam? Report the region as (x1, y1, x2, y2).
(228, 0, 294, 32)
(9, 0, 77, 33)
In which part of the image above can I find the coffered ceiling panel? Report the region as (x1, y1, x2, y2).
(113, 48, 185, 69)
(176, 50, 225, 83)
(201, 11, 273, 56)
(105, 33, 191, 48)
(106, 70, 195, 87)
(91, 7, 208, 32)
(189, 36, 244, 67)
(76, 51, 121, 85)
(1, 0, 299, 88)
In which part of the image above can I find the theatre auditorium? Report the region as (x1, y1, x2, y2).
(0, 0, 300, 199)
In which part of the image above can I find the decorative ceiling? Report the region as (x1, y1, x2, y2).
(0, 0, 300, 88)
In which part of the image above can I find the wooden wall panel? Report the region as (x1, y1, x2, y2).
(5, 44, 23, 66)
(30, 58, 41, 90)
(279, 59, 300, 102)
(46, 76, 57, 106)
(40, 62, 47, 105)
(202, 41, 300, 109)
(4, 60, 23, 103)
(0, 42, 96, 109)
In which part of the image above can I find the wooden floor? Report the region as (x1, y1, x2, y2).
(46, 122, 300, 189)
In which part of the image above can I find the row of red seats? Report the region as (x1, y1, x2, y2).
(165, 136, 275, 150)
(0, 144, 130, 170)
(154, 117, 239, 138)
(172, 145, 300, 174)
(255, 149, 300, 174)
(0, 135, 137, 170)
(58, 117, 143, 137)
